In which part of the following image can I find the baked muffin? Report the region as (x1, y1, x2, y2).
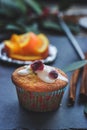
(12, 60, 68, 112)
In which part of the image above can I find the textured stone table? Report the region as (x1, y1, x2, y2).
(0, 35, 87, 130)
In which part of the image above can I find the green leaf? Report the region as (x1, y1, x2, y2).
(42, 21, 61, 31)
(14, 0, 27, 14)
(25, 0, 42, 15)
(25, 23, 39, 34)
(42, 20, 80, 33)
(5, 24, 23, 32)
(68, 24, 80, 34)
(0, 0, 27, 16)
(63, 60, 87, 73)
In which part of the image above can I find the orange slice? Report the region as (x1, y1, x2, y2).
(4, 32, 49, 61)
(30, 33, 49, 58)
(11, 34, 20, 43)
(10, 33, 30, 55)
(19, 33, 30, 46)
(24, 33, 49, 56)
(24, 32, 39, 54)
(9, 54, 42, 61)
(19, 33, 30, 55)
(36, 34, 49, 54)
(4, 40, 20, 55)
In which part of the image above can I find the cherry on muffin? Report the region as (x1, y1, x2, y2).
(31, 60, 44, 72)
(48, 70, 58, 79)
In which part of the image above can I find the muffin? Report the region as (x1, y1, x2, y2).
(12, 60, 68, 112)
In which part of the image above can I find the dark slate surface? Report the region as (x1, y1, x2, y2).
(0, 35, 87, 130)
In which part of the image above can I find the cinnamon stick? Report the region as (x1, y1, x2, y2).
(68, 69, 81, 106)
(68, 53, 87, 105)
(80, 53, 87, 101)
(80, 66, 86, 96)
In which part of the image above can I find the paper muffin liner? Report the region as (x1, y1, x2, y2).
(15, 86, 66, 112)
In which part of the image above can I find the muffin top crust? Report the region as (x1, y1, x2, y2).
(12, 62, 68, 92)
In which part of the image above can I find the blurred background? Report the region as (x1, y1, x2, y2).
(0, 0, 87, 41)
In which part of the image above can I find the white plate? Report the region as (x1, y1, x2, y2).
(79, 17, 87, 29)
(0, 43, 58, 65)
